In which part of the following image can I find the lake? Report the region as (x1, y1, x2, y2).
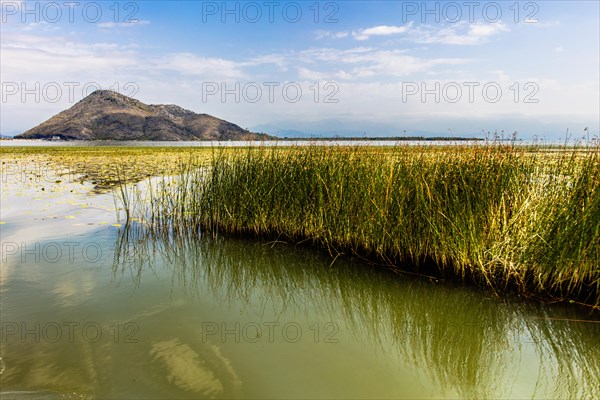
(1, 151, 598, 399)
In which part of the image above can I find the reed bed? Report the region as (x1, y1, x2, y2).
(125, 144, 599, 306)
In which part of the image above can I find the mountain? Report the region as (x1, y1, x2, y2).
(15, 90, 271, 141)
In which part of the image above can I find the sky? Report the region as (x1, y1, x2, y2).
(1, 0, 599, 139)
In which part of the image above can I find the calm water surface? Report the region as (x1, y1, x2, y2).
(1, 157, 598, 399)
(1, 139, 568, 147)
(1, 139, 459, 147)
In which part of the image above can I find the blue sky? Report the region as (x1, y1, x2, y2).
(1, 0, 599, 139)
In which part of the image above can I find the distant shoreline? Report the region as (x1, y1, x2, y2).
(1, 136, 484, 142)
(279, 136, 483, 141)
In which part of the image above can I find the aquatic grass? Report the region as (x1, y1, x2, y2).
(125, 144, 599, 307)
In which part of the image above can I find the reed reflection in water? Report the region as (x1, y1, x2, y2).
(112, 224, 600, 399)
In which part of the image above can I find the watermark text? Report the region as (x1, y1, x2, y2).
(1, 82, 139, 104)
(1, 321, 139, 343)
(201, 321, 339, 343)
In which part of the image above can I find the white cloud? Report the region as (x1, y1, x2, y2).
(242, 54, 289, 71)
(21, 21, 60, 32)
(155, 53, 246, 80)
(554, 46, 564, 52)
(297, 47, 468, 79)
(297, 67, 327, 80)
(345, 21, 508, 45)
(315, 30, 349, 40)
(1, 32, 140, 78)
(411, 22, 509, 45)
(1, 28, 246, 82)
(468, 23, 507, 38)
(298, 47, 377, 64)
(352, 24, 412, 40)
(297, 67, 355, 81)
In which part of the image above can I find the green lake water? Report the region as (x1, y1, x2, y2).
(1, 159, 599, 399)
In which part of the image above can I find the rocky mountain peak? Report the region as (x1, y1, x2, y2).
(81, 90, 144, 109)
(15, 91, 272, 141)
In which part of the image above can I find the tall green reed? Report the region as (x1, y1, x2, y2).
(121, 144, 599, 306)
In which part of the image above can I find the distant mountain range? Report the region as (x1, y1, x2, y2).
(251, 120, 481, 139)
(15, 90, 272, 141)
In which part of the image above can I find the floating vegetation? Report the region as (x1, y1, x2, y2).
(0, 146, 215, 192)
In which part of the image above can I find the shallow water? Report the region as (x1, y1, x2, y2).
(1, 158, 599, 399)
